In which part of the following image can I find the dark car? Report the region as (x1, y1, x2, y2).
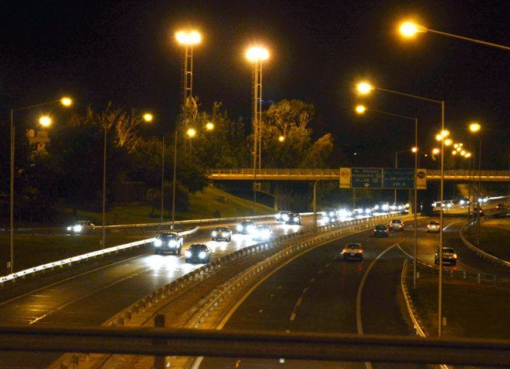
(473, 207, 484, 217)
(211, 226, 232, 241)
(286, 212, 302, 225)
(275, 211, 292, 222)
(341, 243, 364, 261)
(435, 247, 458, 266)
(154, 232, 183, 255)
(185, 244, 211, 264)
(374, 225, 389, 237)
(236, 220, 256, 234)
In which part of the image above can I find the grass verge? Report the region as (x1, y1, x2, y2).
(464, 217, 510, 261)
(409, 266, 510, 340)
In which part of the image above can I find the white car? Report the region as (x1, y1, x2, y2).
(66, 220, 95, 234)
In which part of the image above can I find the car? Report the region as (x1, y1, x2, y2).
(473, 207, 484, 217)
(497, 203, 507, 211)
(341, 243, 364, 261)
(236, 220, 256, 234)
(435, 247, 458, 266)
(285, 212, 302, 225)
(154, 232, 183, 255)
(252, 225, 273, 241)
(374, 225, 389, 237)
(185, 244, 211, 264)
(66, 220, 95, 234)
(323, 208, 338, 218)
(427, 221, 441, 233)
(275, 211, 292, 222)
(211, 226, 232, 241)
(389, 219, 405, 231)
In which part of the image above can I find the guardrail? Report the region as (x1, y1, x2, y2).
(460, 216, 510, 268)
(0, 227, 199, 287)
(7, 212, 316, 235)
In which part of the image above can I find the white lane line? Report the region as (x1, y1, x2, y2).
(318, 270, 323, 274)
(296, 297, 303, 307)
(325, 263, 330, 268)
(290, 312, 296, 321)
(310, 278, 315, 283)
(302, 287, 308, 294)
(356, 241, 402, 369)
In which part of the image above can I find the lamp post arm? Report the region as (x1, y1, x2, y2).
(13, 100, 61, 112)
(428, 28, 510, 52)
(375, 87, 442, 104)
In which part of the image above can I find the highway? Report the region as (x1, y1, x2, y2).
(1, 213, 509, 369)
(0, 217, 310, 369)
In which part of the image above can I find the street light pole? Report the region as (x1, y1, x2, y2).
(355, 83, 445, 337)
(174, 30, 201, 228)
(312, 179, 324, 235)
(9, 98, 72, 273)
(161, 137, 165, 225)
(102, 126, 107, 249)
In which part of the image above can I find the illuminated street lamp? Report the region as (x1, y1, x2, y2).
(38, 116, 53, 127)
(278, 135, 285, 142)
(246, 45, 270, 214)
(354, 80, 445, 336)
(143, 113, 154, 122)
(468, 122, 483, 250)
(470, 122, 481, 133)
(9, 97, 72, 273)
(398, 21, 510, 51)
(205, 122, 214, 131)
(186, 128, 197, 138)
(444, 138, 453, 146)
(432, 148, 440, 155)
(355, 104, 367, 114)
(411, 147, 418, 153)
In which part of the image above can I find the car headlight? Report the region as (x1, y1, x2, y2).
(293, 217, 299, 222)
(222, 232, 228, 237)
(324, 216, 330, 223)
(212, 231, 217, 237)
(276, 214, 281, 219)
(262, 230, 271, 239)
(67, 226, 72, 231)
(168, 240, 177, 247)
(185, 251, 192, 258)
(73, 225, 83, 233)
(199, 252, 207, 259)
(236, 224, 243, 231)
(282, 215, 289, 221)
(154, 239, 162, 247)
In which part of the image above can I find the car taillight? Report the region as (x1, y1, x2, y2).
(385, 230, 388, 233)
(399, 224, 403, 227)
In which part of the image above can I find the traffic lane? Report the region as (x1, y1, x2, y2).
(360, 246, 426, 369)
(200, 225, 411, 369)
(442, 220, 510, 278)
(0, 221, 309, 367)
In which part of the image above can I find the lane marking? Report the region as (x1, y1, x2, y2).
(356, 241, 403, 369)
(310, 278, 315, 283)
(290, 312, 296, 321)
(296, 297, 303, 307)
(302, 287, 308, 294)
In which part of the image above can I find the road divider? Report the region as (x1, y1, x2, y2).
(0, 227, 199, 287)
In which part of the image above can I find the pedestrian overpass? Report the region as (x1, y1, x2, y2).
(207, 169, 510, 182)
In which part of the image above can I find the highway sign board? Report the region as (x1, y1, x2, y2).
(339, 168, 351, 189)
(416, 169, 427, 190)
(351, 168, 383, 189)
(383, 168, 415, 189)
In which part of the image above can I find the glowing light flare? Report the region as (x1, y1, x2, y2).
(435, 134, 443, 142)
(469, 122, 481, 133)
(355, 105, 367, 114)
(60, 97, 73, 107)
(465, 152, 472, 158)
(444, 138, 453, 146)
(176, 30, 201, 45)
(143, 113, 154, 122)
(186, 128, 197, 138)
(356, 82, 374, 95)
(205, 122, 214, 131)
(411, 147, 418, 153)
(399, 22, 428, 38)
(278, 135, 285, 142)
(246, 47, 269, 62)
(39, 116, 52, 127)
(452, 151, 457, 155)
(441, 130, 450, 138)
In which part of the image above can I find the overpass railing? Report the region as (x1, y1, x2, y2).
(207, 168, 510, 180)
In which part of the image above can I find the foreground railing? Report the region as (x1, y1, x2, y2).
(1, 325, 510, 367)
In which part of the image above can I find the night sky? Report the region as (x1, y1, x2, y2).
(2, 0, 510, 169)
